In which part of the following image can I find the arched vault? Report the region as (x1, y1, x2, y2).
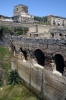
(34, 49, 45, 66)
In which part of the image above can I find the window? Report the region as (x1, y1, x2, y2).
(62, 20, 64, 26)
(58, 19, 60, 26)
(59, 33, 63, 36)
(35, 34, 38, 37)
(53, 18, 56, 25)
(53, 20, 55, 25)
(51, 33, 54, 37)
(17, 8, 18, 11)
(30, 34, 31, 37)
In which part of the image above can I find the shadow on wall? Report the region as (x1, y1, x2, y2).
(20, 48, 27, 60)
(34, 49, 45, 66)
(11, 44, 16, 53)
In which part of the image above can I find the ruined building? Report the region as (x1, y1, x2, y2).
(12, 4, 34, 23)
(27, 25, 66, 39)
(47, 15, 66, 26)
(0, 4, 34, 23)
(11, 36, 66, 100)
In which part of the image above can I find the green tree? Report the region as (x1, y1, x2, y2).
(23, 27, 28, 34)
(8, 28, 14, 35)
(17, 30, 23, 35)
(34, 16, 42, 22)
(43, 17, 48, 23)
(1, 26, 9, 34)
(8, 70, 21, 85)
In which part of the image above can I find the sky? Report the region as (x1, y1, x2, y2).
(0, 0, 66, 17)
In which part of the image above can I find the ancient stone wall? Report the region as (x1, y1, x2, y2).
(12, 37, 66, 60)
(11, 37, 66, 100)
(28, 25, 66, 33)
(0, 20, 32, 27)
(43, 69, 66, 100)
(11, 54, 66, 100)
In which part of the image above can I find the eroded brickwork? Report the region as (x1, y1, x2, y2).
(11, 37, 66, 100)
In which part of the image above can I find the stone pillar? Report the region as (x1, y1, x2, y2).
(63, 67, 66, 76)
(36, 25, 38, 32)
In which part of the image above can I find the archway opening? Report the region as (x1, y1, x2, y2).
(20, 48, 27, 60)
(14, 46, 16, 51)
(34, 49, 45, 66)
(54, 54, 64, 74)
(11, 44, 16, 52)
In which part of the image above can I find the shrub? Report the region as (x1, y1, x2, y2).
(8, 70, 21, 85)
(17, 30, 23, 35)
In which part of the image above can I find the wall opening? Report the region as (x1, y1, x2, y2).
(51, 33, 54, 38)
(34, 49, 45, 66)
(14, 46, 16, 51)
(59, 33, 63, 37)
(54, 54, 64, 74)
(20, 48, 27, 60)
(11, 45, 16, 52)
(53, 18, 56, 25)
(65, 35, 66, 38)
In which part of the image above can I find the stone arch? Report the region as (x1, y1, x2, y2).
(20, 48, 27, 60)
(34, 49, 45, 66)
(34, 48, 44, 54)
(53, 54, 64, 74)
(53, 52, 64, 58)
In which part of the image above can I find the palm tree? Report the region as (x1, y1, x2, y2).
(8, 70, 21, 85)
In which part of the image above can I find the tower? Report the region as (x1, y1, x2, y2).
(13, 4, 28, 16)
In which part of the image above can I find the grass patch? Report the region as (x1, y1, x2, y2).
(0, 46, 12, 60)
(0, 46, 12, 85)
(0, 85, 39, 100)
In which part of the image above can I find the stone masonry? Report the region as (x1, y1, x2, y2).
(11, 37, 66, 100)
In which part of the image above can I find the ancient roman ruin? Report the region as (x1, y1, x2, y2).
(0, 3, 66, 100)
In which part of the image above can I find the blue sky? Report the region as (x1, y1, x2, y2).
(0, 0, 66, 17)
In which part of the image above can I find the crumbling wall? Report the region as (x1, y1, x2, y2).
(43, 69, 66, 100)
(11, 55, 66, 100)
(11, 37, 66, 100)
(12, 37, 66, 60)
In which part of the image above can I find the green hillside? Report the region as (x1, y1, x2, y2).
(0, 46, 40, 100)
(0, 85, 39, 100)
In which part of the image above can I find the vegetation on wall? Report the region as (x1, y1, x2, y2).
(0, 46, 40, 100)
(0, 46, 12, 85)
(15, 27, 28, 35)
(34, 16, 50, 25)
(0, 47, 21, 86)
(0, 26, 28, 37)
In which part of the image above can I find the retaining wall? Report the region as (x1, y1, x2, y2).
(11, 55, 66, 100)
